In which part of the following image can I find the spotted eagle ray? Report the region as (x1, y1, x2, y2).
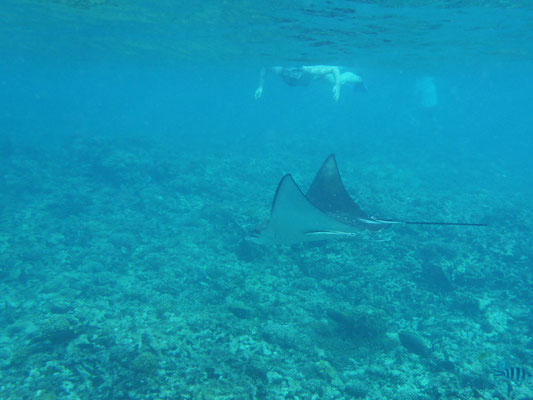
(247, 154, 486, 245)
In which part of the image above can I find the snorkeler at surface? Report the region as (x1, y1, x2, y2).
(254, 65, 366, 102)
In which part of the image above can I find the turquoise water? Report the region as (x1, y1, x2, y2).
(1, 1, 533, 399)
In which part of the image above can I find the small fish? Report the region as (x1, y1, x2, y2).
(493, 367, 531, 382)
(398, 331, 429, 356)
(195, 266, 210, 287)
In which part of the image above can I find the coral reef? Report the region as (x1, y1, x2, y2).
(40, 314, 76, 343)
(1, 135, 531, 400)
(130, 352, 159, 375)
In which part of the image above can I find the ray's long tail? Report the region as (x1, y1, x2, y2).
(363, 218, 487, 227)
(403, 221, 487, 227)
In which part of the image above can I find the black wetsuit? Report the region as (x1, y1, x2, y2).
(280, 67, 312, 87)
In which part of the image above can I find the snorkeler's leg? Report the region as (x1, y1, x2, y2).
(340, 71, 367, 92)
(340, 71, 362, 85)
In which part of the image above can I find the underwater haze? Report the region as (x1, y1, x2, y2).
(1, 1, 533, 399)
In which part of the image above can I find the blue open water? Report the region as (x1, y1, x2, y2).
(1, 1, 532, 399)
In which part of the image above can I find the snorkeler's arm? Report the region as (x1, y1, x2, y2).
(255, 68, 267, 99)
(330, 67, 341, 102)
(304, 66, 341, 101)
(255, 67, 283, 99)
